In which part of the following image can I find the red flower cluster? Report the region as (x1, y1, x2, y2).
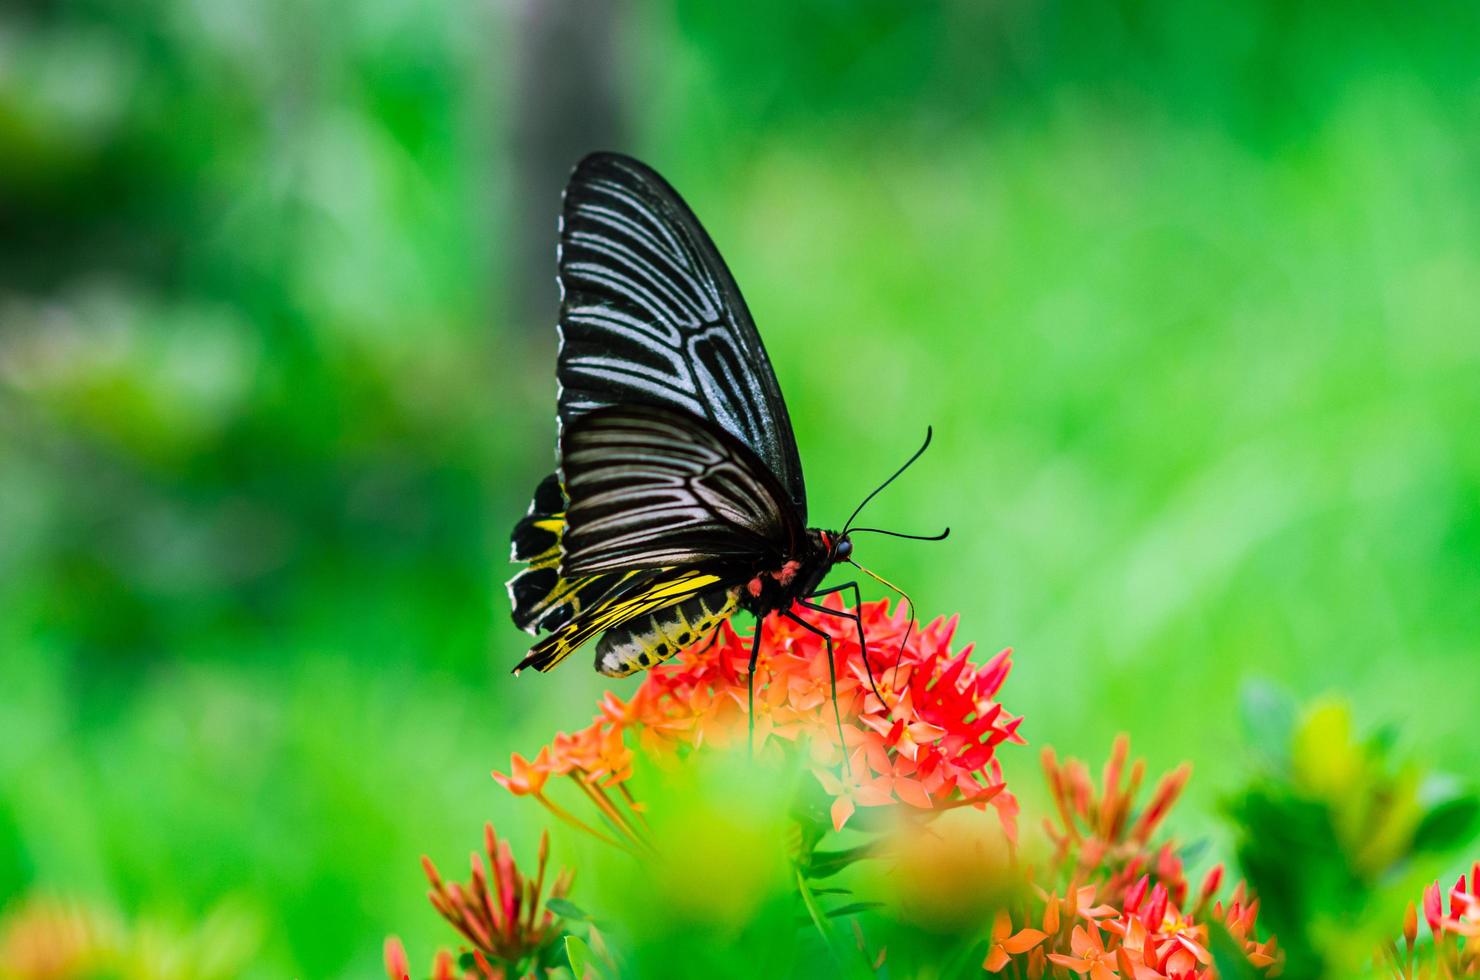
(1042, 735, 1193, 908)
(384, 824, 573, 980)
(494, 599, 1022, 840)
(1426, 865, 1480, 939)
(1384, 862, 1480, 978)
(985, 738, 1281, 978)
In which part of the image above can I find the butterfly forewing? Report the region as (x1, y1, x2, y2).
(557, 153, 807, 519)
(509, 153, 827, 676)
(560, 405, 803, 577)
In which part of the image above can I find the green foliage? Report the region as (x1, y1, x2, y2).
(563, 935, 598, 980)
(1228, 688, 1480, 977)
(1207, 920, 1263, 980)
(546, 899, 593, 923)
(3, 0, 1480, 974)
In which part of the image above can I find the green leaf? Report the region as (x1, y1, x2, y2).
(795, 871, 843, 951)
(547, 898, 590, 921)
(1206, 920, 1260, 980)
(825, 901, 884, 918)
(565, 935, 600, 979)
(1413, 795, 1480, 853)
(795, 873, 877, 979)
(803, 843, 878, 879)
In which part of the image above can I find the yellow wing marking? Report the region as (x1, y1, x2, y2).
(594, 587, 739, 677)
(513, 569, 724, 674)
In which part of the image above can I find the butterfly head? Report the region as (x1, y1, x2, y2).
(818, 530, 853, 565)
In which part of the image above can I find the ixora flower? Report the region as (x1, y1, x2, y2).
(1042, 735, 1194, 910)
(493, 598, 1023, 844)
(984, 738, 1282, 978)
(384, 824, 574, 980)
(1425, 865, 1480, 939)
(1382, 863, 1480, 978)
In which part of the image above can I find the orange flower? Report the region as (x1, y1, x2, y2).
(1047, 923, 1118, 979)
(982, 908, 1048, 972)
(490, 749, 552, 797)
(996, 882, 1280, 980)
(985, 737, 1281, 979)
(816, 747, 899, 831)
(1042, 735, 1193, 909)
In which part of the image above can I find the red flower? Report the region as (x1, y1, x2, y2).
(495, 599, 1022, 840)
(1384, 862, 1480, 977)
(383, 938, 459, 980)
(386, 824, 574, 979)
(1422, 865, 1479, 932)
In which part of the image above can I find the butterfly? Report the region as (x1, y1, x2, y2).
(507, 152, 946, 719)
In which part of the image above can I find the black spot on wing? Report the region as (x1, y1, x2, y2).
(509, 567, 558, 627)
(511, 515, 559, 562)
(532, 472, 564, 514)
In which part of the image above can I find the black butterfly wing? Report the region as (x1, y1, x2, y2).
(557, 152, 808, 521)
(513, 566, 736, 675)
(559, 404, 804, 577)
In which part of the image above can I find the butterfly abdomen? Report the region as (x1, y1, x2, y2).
(594, 585, 739, 677)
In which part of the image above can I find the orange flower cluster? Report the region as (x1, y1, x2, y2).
(0, 893, 254, 979)
(984, 874, 1280, 978)
(1383, 863, 1480, 978)
(0, 896, 117, 979)
(985, 738, 1281, 978)
(1042, 735, 1192, 909)
(384, 824, 573, 980)
(493, 599, 1022, 842)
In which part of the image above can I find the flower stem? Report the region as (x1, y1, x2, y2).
(531, 791, 635, 854)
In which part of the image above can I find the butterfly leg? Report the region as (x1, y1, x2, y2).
(799, 581, 890, 713)
(782, 609, 852, 777)
(746, 617, 765, 756)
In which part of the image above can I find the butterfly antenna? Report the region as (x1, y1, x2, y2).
(848, 526, 950, 542)
(849, 561, 919, 687)
(841, 426, 935, 535)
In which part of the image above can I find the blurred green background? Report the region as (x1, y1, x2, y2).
(3, 0, 1479, 974)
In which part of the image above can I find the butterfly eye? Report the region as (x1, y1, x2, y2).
(834, 537, 853, 561)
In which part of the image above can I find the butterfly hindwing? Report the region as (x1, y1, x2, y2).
(557, 152, 808, 520)
(507, 473, 642, 636)
(514, 567, 735, 674)
(559, 404, 804, 578)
